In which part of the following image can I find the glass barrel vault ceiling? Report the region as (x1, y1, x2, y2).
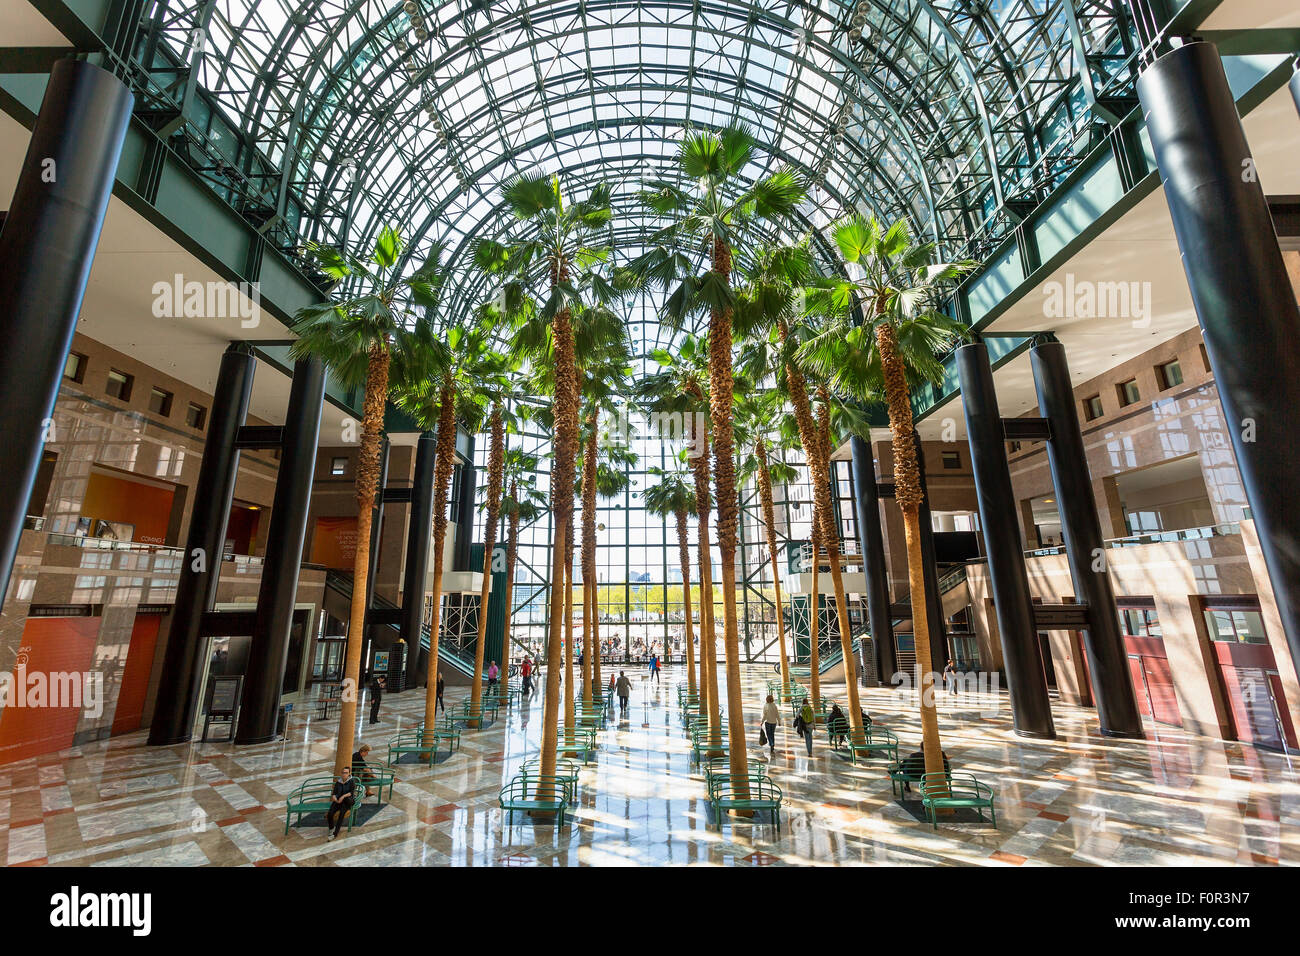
(139, 0, 1140, 324)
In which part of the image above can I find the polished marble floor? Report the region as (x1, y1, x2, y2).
(1, 664, 1297, 866)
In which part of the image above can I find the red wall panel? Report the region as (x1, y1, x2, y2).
(0, 617, 100, 764)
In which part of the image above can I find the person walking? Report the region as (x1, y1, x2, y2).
(436, 672, 446, 714)
(796, 698, 815, 757)
(521, 657, 533, 697)
(487, 660, 500, 693)
(325, 765, 357, 840)
(648, 653, 660, 685)
(615, 671, 632, 717)
(943, 659, 958, 695)
(367, 673, 385, 725)
(761, 694, 780, 759)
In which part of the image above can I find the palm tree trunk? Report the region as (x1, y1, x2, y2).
(809, 528, 822, 710)
(500, 490, 519, 706)
(422, 381, 457, 736)
(564, 514, 576, 728)
(334, 348, 390, 774)
(812, 393, 867, 744)
(470, 405, 504, 722)
(689, 426, 722, 751)
(708, 238, 749, 791)
(877, 320, 945, 783)
(581, 417, 598, 707)
(537, 302, 580, 798)
(675, 509, 697, 696)
(755, 440, 790, 690)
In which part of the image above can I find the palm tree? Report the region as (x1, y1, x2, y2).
(468, 398, 505, 719)
(476, 174, 615, 793)
(801, 215, 973, 783)
(636, 335, 722, 750)
(734, 389, 800, 691)
(731, 239, 870, 740)
(644, 466, 698, 697)
(290, 227, 445, 775)
(394, 320, 511, 736)
(574, 320, 633, 706)
(631, 124, 805, 785)
(577, 435, 636, 704)
(497, 447, 546, 704)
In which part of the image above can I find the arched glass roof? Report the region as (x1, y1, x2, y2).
(138, 0, 1139, 328)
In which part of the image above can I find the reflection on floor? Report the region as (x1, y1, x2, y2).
(1, 664, 1296, 866)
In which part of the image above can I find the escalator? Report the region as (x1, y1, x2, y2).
(322, 570, 479, 685)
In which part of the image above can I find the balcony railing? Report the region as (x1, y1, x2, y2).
(1024, 522, 1242, 559)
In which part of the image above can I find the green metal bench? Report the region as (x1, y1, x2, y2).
(920, 772, 997, 829)
(573, 701, 608, 729)
(499, 774, 569, 827)
(349, 762, 396, 802)
(690, 726, 729, 762)
(520, 758, 581, 803)
(556, 727, 597, 763)
(285, 776, 365, 835)
(888, 753, 952, 799)
(708, 773, 784, 832)
(452, 698, 499, 729)
(387, 727, 457, 766)
(836, 725, 899, 764)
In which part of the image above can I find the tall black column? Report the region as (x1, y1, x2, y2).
(1032, 341, 1144, 738)
(1291, 62, 1300, 119)
(401, 432, 436, 690)
(148, 344, 255, 744)
(957, 342, 1056, 738)
(850, 436, 897, 684)
(235, 358, 325, 743)
(0, 60, 133, 609)
(359, 437, 390, 676)
(914, 431, 949, 674)
(454, 446, 477, 572)
(1139, 42, 1300, 686)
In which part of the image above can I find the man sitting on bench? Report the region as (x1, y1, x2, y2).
(895, 749, 951, 794)
(326, 766, 357, 841)
(352, 744, 380, 798)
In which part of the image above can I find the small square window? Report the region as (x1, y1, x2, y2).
(1083, 395, 1103, 421)
(1155, 359, 1183, 391)
(148, 387, 173, 417)
(1008, 440, 1022, 453)
(330, 457, 348, 477)
(1116, 379, 1140, 407)
(941, 450, 960, 469)
(185, 403, 206, 430)
(64, 352, 86, 383)
(106, 369, 133, 402)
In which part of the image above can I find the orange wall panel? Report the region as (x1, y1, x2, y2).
(110, 615, 161, 736)
(0, 617, 100, 765)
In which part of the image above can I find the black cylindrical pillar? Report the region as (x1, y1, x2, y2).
(1290, 63, 1300, 119)
(148, 344, 255, 744)
(957, 342, 1056, 738)
(235, 357, 325, 743)
(359, 437, 390, 676)
(850, 436, 897, 684)
(914, 430, 949, 674)
(0, 60, 133, 609)
(1032, 342, 1144, 738)
(453, 448, 477, 572)
(401, 432, 436, 690)
(1139, 42, 1300, 686)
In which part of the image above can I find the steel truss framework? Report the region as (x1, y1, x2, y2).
(126, 0, 1143, 293)
(112, 0, 1152, 654)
